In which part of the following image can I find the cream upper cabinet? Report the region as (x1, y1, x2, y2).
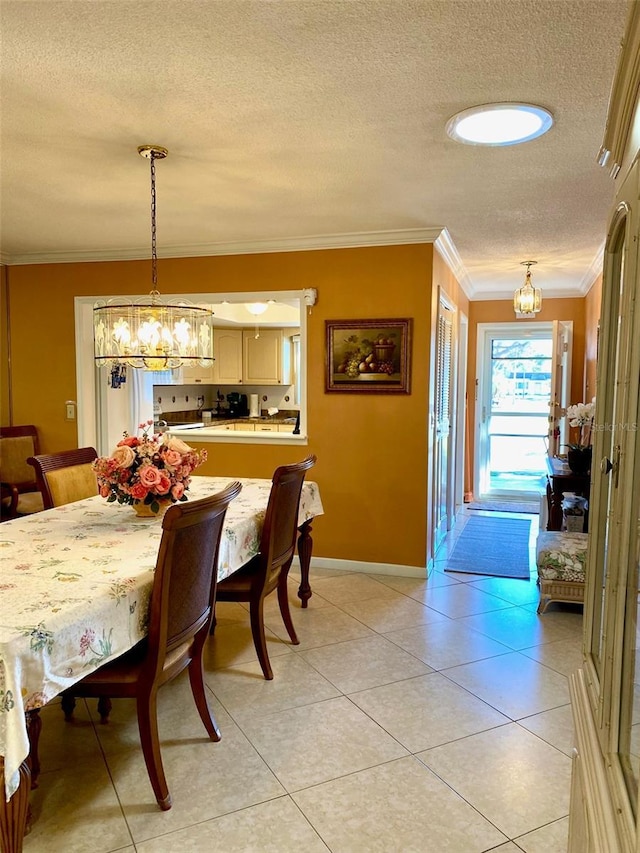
(180, 361, 215, 384)
(181, 328, 290, 386)
(181, 329, 243, 385)
(242, 329, 290, 385)
(213, 329, 243, 385)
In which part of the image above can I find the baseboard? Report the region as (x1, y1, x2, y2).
(292, 555, 428, 578)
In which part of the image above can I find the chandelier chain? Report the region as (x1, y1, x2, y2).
(93, 144, 213, 370)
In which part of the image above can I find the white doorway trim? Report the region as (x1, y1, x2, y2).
(549, 320, 574, 456)
(455, 311, 468, 515)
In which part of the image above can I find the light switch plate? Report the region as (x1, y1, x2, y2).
(65, 401, 76, 420)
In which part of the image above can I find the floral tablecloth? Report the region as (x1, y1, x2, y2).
(0, 476, 323, 801)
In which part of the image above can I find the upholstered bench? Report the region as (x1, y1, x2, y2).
(536, 531, 589, 613)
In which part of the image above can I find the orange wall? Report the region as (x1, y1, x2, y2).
(5, 244, 438, 568)
(0, 266, 9, 425)
(466, 297, 586, 498)
(584, 273, 602, 402)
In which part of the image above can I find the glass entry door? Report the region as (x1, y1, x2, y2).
(476, 324, 555, 499)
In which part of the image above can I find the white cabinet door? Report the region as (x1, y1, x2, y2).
(213, 330, 243, 384)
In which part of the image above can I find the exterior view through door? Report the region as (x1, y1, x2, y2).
(475, 322, 571, 500)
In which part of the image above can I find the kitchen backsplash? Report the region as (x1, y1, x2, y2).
(161, 409, 298, 424)
(153, 383, 298, 417)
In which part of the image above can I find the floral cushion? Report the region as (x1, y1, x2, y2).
(536, 531, 589, 582)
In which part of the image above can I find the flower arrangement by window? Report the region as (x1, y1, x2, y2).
(565, 398, 596, 450)
(93, 421, 207, 514)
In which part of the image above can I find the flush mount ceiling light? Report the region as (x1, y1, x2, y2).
(514, 261, 542, 316)
(94, 145, 214, 371)
(446, 103, 553, 146)
(245, 302, 269, 315)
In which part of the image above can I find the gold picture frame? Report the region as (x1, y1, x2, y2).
(325, 318, 412, 393)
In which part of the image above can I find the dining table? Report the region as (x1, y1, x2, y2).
(0, 475, 323, 853)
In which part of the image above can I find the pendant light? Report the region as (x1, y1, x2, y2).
(94, 145, 214, 370)
(514, 261, 542, 316)
(245, 301, 270, 339)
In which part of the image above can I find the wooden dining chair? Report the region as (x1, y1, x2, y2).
(60, 481, 242, 811)
(0, 425, 45, 519)
(215, 455, 317, 680)
(27, 446, 99, 508)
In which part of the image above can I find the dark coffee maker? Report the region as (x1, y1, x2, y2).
(227, 392, 249, 417)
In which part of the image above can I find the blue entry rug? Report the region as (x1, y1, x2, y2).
(466, 500, 539, 514)
(444, 516, 532, 579)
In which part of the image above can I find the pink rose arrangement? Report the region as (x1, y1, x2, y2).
(93, 421, 207, 514)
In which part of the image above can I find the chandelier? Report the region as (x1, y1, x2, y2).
(94, 146, 214, 370)
(513, 260, 542, 316)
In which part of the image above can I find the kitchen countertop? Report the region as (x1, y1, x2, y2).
(163, 416, 296, 426)
(166, 417, 304, 444)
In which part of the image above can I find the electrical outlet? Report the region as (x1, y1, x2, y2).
(65, 400, 76, 420)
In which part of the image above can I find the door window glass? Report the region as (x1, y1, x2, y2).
(589, 216, 625, 676)
(487, 337, 552, 494)
(619, 523, 640, 812)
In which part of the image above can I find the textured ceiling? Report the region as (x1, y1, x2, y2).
(0, 0, 629, 298)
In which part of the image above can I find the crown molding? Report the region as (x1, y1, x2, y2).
(3, 227, 473, 301)
(1, 227, 450, 266)
(2, 228, 596, 302)
(471, 288, 589, 302)
(433, 228, 473, 300)
(578, 244, 605, 295)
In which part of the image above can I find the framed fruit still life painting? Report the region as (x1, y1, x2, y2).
(325, 318, 412, 393)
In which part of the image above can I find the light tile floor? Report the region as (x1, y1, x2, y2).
(23, 510, 582, 852)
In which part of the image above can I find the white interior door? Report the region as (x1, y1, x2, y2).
(433, 296, 454, 551)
